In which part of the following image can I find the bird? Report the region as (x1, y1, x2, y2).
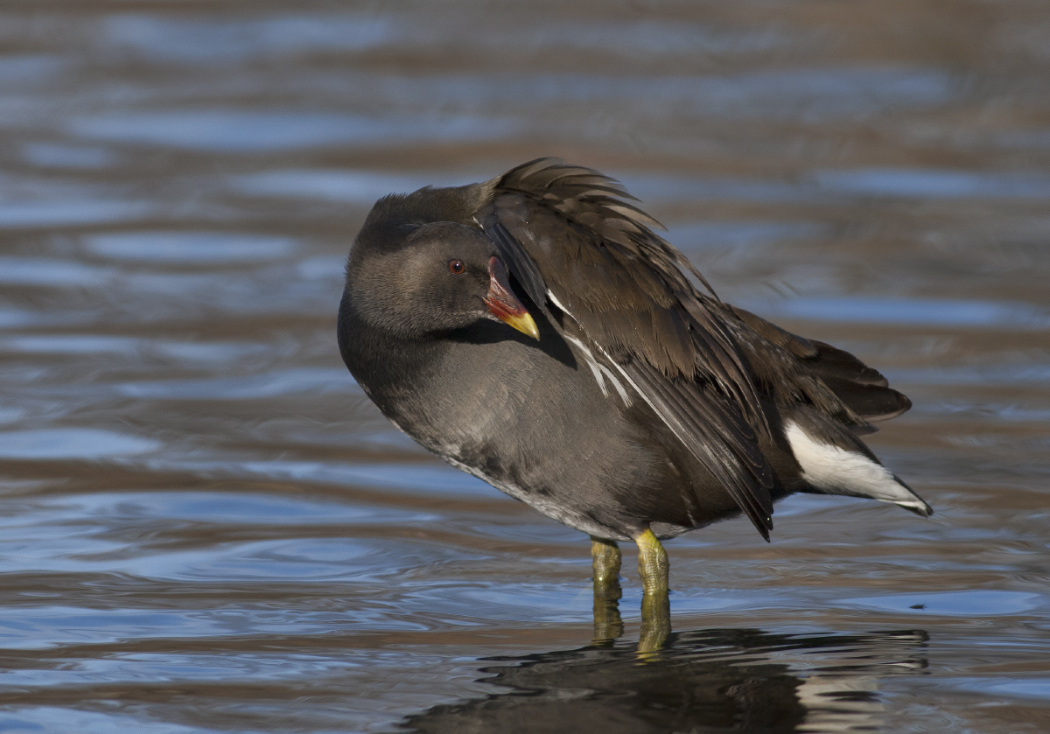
(337, 158, 932, 638)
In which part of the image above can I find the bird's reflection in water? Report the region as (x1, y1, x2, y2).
(399, 626, 928, 733)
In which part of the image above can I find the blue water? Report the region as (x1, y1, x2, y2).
(0, 2, 1048, 732)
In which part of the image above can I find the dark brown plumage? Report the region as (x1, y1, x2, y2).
(338, 157, 930, 556)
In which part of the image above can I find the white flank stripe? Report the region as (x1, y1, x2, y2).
(785, 421, 926, 511)
(546, 289, 572, 315)
(548, 291, 632, 405)
(563, 334, 631, 405)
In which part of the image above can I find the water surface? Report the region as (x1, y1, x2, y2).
(1, 1, 1049, 731)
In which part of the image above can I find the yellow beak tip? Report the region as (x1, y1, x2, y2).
(503, 312, 540, 341)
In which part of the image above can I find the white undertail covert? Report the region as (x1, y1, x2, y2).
(785, 421, 928, 513)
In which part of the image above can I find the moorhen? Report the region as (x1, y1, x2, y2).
(337, 158, 931, 636)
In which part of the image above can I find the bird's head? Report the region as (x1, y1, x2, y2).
(344, 218, 538, 342)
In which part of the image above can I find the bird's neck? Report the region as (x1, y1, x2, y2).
(338, 289, 453, 411)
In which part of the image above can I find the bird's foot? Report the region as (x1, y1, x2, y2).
(635, 528, 670, 655)
(590, 537, 623, 643)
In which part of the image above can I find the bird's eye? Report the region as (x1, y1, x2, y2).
(448, 259, 465, 275)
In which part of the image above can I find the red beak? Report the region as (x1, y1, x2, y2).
(483, 257, 539, 340)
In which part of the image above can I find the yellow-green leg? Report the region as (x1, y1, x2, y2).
(590, 537, 623, 643)
(635, 528, 670, 653)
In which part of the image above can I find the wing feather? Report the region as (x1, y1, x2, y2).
(619, 358, 775, 538)
(476, 158, 779, 537)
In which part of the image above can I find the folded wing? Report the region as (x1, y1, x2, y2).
(475, 158, 778, 538)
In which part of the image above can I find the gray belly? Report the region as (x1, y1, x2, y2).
(377, 336, 661, 540)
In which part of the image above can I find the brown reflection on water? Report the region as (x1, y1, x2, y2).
(0, 0, 1049, 732)
(401, 629, 930, 734)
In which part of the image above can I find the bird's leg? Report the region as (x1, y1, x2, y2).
(590, 536, 623, 643)
(635, 528, 670, 653)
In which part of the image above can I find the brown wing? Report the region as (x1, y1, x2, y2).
(475, 158, 776, 538)
(729, 306, 912, 425)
